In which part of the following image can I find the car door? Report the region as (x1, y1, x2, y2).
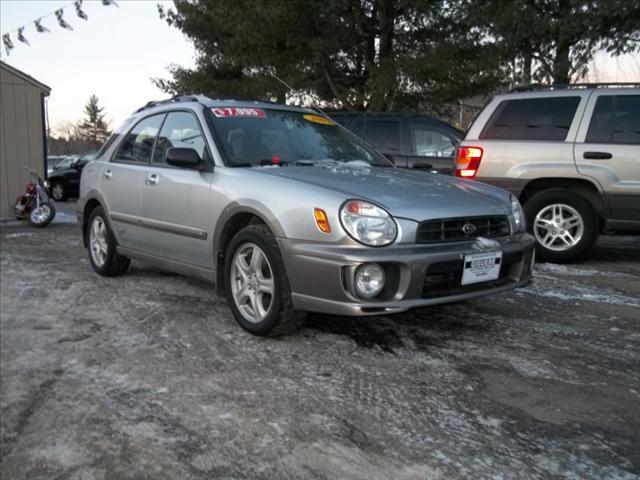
(405, 121, 459, 174)
(360, 117, 405, 166)
(141, 110, 215, 268)
(574, 92, 640, 221)
(101, 113, 165, 251)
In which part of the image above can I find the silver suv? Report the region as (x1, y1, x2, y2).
(457, 84, 640, 262)
(78, 95, 534, 335)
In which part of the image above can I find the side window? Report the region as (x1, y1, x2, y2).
(153, 111, 209, 164)
(409, 124, 456, 158)
(586, 95, 640, 145)
(115, 114, 164, 163)
(362, 120, 400, 152)
(480, 97, 581, 141)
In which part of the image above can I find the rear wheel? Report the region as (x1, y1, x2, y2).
(87, 206, 130, 276)
(524, 189, 598, 263)
(225, 225, 304, 336)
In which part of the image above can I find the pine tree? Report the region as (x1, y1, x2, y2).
(78, 95, 110, 149)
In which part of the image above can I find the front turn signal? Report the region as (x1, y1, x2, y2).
(314, 208, 331, 233)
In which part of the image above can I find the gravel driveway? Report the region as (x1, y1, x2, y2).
(1, 213, 639, 479)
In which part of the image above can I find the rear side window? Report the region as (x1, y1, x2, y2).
(115, 114, 164, 163)
(586, 95, 640, 145)
(362, 120, 400, 152)
(409, 123, 456, 158)
(153, 111, 209, 164)
(480, 97, 580, 141)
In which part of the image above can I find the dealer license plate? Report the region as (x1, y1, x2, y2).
(461, 251, 503, 285)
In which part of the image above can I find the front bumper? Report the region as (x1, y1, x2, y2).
(278, 234, 535, 317)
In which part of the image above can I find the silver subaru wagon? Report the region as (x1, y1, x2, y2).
(77, 95, 535, 336)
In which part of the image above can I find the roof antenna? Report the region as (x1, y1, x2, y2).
(269, 72, 330, 118)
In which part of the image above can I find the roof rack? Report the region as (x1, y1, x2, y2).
(133, 94, 213, 113)
(511, 82, 640, 92)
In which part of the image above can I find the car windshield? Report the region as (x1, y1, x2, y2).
(209, 108, 392, 167)
(55, 158, 75, 169)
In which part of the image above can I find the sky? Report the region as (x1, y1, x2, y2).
(1, 0, 639, 133)
(0, 0, 196, 131)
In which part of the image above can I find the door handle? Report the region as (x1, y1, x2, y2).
(103, 169, 113, 180)
(583, 151, 612, 160)
(146, 173, 160, 186)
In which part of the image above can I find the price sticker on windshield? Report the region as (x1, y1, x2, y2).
(211, 107, 266, 118)
(303, 114, 335, 126)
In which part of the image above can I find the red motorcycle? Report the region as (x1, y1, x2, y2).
(14, 166, 56, 228)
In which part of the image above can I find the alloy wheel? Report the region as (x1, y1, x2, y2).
(30, 205, 51, 225)
(533, 203, 584, 252)
(89, 216, 108, 267)
(230, 243, 275, 323)
(52, 184, 64, 200)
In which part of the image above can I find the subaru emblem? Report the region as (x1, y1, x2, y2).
(462, 222, 477, 235)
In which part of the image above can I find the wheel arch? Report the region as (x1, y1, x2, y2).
(213, 204, 282, 296)
(519, 177, 607, 220)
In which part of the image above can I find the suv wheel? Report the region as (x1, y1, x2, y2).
(225, 225, 304, 336)
(50, 181, 68, 202)
(87, 206, 130, 276)
(523, 189, 598, 263)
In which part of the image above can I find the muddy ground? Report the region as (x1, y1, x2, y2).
(1, 207, 639, 479)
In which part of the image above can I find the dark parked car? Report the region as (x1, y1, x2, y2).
(48, 157, 89, 201)
(330, 112, 462, 174)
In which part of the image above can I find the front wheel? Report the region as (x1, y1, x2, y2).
(225, 225, 304, 336)
(524, 189, 598, 263)
(50, 181, 68, 202)
(28, 203, 56, 228)
(87, 206, 130, 276)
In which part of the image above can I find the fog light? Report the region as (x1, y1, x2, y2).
(354, 263, 385, 300)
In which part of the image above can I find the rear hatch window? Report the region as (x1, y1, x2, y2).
(480, 97, 580, 141)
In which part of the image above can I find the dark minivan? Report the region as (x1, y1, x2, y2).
(330, 112, 462, 174)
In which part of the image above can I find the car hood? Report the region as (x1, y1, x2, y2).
(252, 163, 510, 221)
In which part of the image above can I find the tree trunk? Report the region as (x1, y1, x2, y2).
(552, 0, 571, 84)
(553, 42, 571, 84)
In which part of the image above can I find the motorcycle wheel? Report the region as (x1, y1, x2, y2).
(29, 203, 56, 228)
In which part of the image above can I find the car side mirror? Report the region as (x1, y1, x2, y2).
(166, 148, 202, 169)
(383, 153, 396, 164)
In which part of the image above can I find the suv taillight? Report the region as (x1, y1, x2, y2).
(456, 146, 483, 178)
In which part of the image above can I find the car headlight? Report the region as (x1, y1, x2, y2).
(340, 200, 397, 246)
(509, 194, 526, 233)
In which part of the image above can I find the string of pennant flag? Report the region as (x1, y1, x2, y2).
(2, 0, 119, 56)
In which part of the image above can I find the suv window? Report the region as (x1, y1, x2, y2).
(586, 95, 640, 145)
(153, 111, 209, 164)
(362, 120, 400, 152)
(115, 114, 164, 163)
(409, 123, 455, 157)
(480, 97, 580, 141)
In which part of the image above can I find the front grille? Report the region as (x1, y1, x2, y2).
(416, 216, 510, 244)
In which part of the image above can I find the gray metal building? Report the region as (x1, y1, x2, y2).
(0, 61, 50, 219)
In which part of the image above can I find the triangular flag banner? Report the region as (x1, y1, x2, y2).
(55, 9, 74, 30)
(17, 27, 30, 46)
(75, 0, 88, 20)
(2, 34, 14, 56)
(34, 19, 51, 33)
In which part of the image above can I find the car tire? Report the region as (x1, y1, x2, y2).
(87, 206, 130, 276)
(523, 189, 598, 263)
(225, 224, 304, 336)
(50, 181, 68, 202)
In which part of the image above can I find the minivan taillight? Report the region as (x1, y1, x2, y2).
(456, 146, 483, 178)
